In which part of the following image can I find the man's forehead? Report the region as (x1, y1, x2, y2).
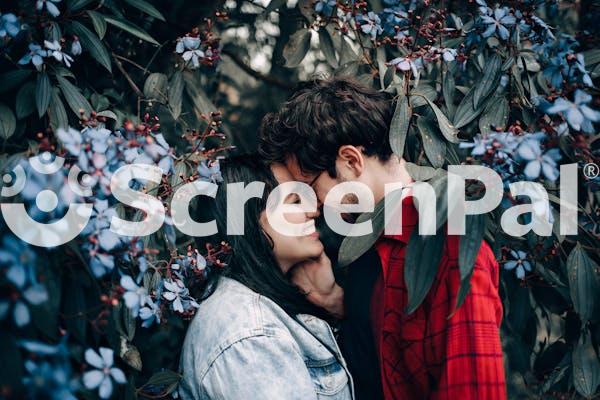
(284, 155, 317, 184)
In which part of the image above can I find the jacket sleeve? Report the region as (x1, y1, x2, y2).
(435, 241, 507, 400)
(199, 333, 319, 400)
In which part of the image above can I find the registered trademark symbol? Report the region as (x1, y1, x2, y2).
(583, 163, 599, 179)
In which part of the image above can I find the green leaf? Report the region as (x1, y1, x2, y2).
(337, 188, 405, 267)
(168, 71, 184, 119)
(104, 17, 159, 45)
(16, 82, 36, 119)
(97, 110, 118, 121)
(0, 70, 31, 94)
(36, 72, 52, 117)
(452, 214, 486, 313)
(453, 86, 484, 129)
(319, 28, 338, 68)
(413, 94, 459, 143)
(389, 95, 411, 157)
(566, 243, 600, 322)
(417, 117, 446, 168)
(124, 0, 165, 21)
(70, 21, 112, 72)
(0, 104, 16, 140)
(56, 75, 93, 117)
(409, 84, 436, 108)
(479, 95, 509, 134)
(143, 370, 181, 389)
(183, 71, 217, 116)
(405, 226, 446, 314)
(283, 30, 312, 68)
(572, 330, 600, 397)
(473, 54, 502, 109)
(404, 162, 438, 181)
(87, 11, 107, 39)
(265, 0, 287, 13)
(143, 72, 168, 101)
(48, 89, 69, 131)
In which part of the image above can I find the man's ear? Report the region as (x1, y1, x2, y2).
(337, 145, 364, 178)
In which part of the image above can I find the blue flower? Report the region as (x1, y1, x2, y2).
(162, 278, 199, 313)
(0, 13, 20, 38)
(45, 40, 74, 67)
(481, 7, 516, 40)
(139, 297, 161, 328)
(358, 12, 383, 41)
(314, 0, 336, 16)
(18, 43, 47, 70)
(71, 38, 82, 56)
(83, 347, 126, 399)
(23, 360, 78, 400)
(36, 0, 61, 17)
(176, 36, 205, 68)
(120, 275, 148, 317)
(504, 250, 532, 279)
(517, 138, 561, 181)
(198, 159, 223, 183)
(388, 56, 424, 76)
(546, 90, 600, 133)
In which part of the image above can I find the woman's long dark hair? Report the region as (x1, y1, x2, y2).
(192, 155, 326, 318)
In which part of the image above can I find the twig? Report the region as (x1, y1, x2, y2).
(112, 52, 144, 98)
(113, 53, 147, 73)
(221, 48, 294, 90)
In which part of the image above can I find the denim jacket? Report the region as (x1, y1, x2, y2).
(178, 277, 354, 400)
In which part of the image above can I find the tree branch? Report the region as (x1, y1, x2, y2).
(221, 48, 294, 90)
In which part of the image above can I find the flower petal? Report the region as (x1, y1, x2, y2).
(85, 348, 105, 369)
(83, 370, 104, 390)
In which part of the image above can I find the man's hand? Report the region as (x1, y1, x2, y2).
(289, 252, 345, 318)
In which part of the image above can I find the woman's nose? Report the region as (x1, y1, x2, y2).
(306, 206, 320, 220)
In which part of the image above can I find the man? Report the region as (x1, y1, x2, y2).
(259, 77, 506, 399)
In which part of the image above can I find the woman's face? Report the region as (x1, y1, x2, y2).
(260, 163, 324, 274)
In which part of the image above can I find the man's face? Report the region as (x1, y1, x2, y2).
(284, 155, 358, 212)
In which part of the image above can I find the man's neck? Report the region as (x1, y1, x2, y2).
(371, 156, 413, 203)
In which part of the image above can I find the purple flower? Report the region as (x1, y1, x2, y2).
(45, 40, 74, 67)
(504, 250, 532, 279)
(198, 160, 222, 183)
(139, 297, 161, 327)
(120, 275, 148, 316)
(83, 347, 126, 399)
(358, 12, 383, 41)
(314, 0, 336, 16)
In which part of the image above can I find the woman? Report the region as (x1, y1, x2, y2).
(178, 155, 353, 400)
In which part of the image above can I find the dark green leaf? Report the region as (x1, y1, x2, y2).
(68, 0, 95, 11)
(16, 82, 36, 119)
(413, 94, 459, 143)
(417, 117, 446, 168)
(183, 71, 216, 116)
(0, 332, 22, 390)
(48, 89, 69, 131)
(479, 95, 509, 134)
(443, 71, 456, 120)
(453, 86, 484, 129)
(36, 72, 52, 117)
(265, 0, 287, 13)
(572, 330, 600, 397)
(0, 104, 16, 139)
(404, 162, 437, 181)
(566, 243, 600, 322)
(97, 110, 118, 120)
(283, 30, 312, 68)
(337, 188, 404, 267)
(168, 71, 184, 119)
(409, 84, 436, 108)
(62, 281, 87, 343)
(389, 95, 411, 157)
(144, 370, 181, 387)
(0, 70, 31, 94)
(405, 227, 445, 314)
(473, 54, 502, 108)
(70, 21, 112, 72)
(319, 28, 338, 68)
(104, 17, 159, 45)
(56, 75, 93, 117)
(124, 0, 165, 21)
(453, 214, 486, 312)
(87, 11, 107, 39)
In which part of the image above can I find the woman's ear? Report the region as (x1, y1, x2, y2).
(337, 145, 364, 178)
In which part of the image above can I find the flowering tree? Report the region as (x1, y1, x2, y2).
(0, 0, 599, 399)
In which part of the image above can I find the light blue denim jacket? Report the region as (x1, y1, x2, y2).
(178, 277, 354, 400)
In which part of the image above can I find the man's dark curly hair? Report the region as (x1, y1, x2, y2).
(258, 76, 395, 178)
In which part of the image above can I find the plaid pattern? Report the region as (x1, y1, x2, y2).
(373, 195, 506, 400)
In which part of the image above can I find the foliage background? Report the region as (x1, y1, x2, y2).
(0, 0, 599, 399)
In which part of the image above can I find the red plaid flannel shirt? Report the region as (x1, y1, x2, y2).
(372, 195, 506, 400)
